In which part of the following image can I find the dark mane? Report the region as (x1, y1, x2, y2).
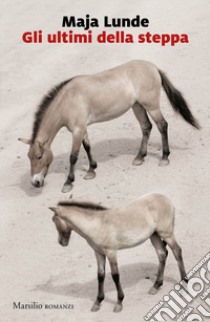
(58, 200, 108, 211)
(31, 79, 72, 143)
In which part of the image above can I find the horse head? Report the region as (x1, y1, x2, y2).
(49, 207, 71, 246)
(19, 138, 53, 188)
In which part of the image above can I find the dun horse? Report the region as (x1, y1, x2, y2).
(50, 193, 188, 312)
(19, 60, 200, 192)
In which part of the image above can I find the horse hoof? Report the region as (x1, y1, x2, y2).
(148, 287, 158, 295)
(113, 304, 123, 313)
(159, 159, 170, 167)
(132, 158, 144, 166)
(91, 303, 100, 312)
(62, 183, 73, 193)
(84, 171, 96, 180)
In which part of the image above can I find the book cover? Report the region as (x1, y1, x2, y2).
(1, 0, 209, 321)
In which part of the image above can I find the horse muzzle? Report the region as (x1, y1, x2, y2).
(31, 172, 45, 188)
(59, 238, 69, 247)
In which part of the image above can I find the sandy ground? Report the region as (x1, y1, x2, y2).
(1, 1, 210, 321)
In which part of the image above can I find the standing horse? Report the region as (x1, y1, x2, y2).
(50, 193, 188, 312)
(19, 60, 200, 192)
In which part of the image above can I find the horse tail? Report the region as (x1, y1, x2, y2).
(158, 69, 201, 129)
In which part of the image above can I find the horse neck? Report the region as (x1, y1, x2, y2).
(36, 106, 64, 147)
(62, 207, 103, 239)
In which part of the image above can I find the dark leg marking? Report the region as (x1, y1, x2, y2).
(170, 241, 187, 282)
(68, 153, 78, 182)
(82, 133, 97, 179)
(132, 103, 153, 165)
(62, 129, 85, 193)
(157, 120, 170, 166)
(148, 108, 170, 166)
(97, 273, 105, 303)
(108, 257, 124, 313)
(149, 232, 168, 295)
(112, 273, 124, 300)
(161, 235, 187, 283)
(62, 152, 79, 193)
(91, 253, 106, 312)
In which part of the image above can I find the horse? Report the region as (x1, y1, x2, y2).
(19, 60, 200, 192)
(49, 193, 188, 312)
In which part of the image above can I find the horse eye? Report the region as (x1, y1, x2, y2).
(37, 155, 42, 160)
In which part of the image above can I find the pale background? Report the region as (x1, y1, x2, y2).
(0, 0, 210, 321)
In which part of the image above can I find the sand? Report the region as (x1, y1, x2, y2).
(0, 0, 210, 321)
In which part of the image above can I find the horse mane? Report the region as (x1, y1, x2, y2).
(58, 200, 108, 211)
(31, 78, 72, 143)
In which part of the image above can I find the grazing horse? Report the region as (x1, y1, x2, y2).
(49, 193, 188, 312)
(19, 60, 200, 192)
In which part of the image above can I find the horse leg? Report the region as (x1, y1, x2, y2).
(149, 232, 168, 295)
(62, 128, 85, 193)
(82, 131, 97, 180)
(161, 234, 188, 283)
(91, 252, 106, 312)
(148, 108, 170, 166)
(107, 252, 124, 313)
(132, 103, 152, 165)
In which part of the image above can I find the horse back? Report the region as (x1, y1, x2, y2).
(63, 60, 161, 126)
(123, 193, 175, 231)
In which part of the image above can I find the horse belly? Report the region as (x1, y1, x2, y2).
(88, 106, 130, 125)
(117, 229, 152, 250)
(86, 78, 136, 124)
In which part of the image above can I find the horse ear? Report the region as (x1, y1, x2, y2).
(18, 137, 32, 145)
(49, 207, 57, 213)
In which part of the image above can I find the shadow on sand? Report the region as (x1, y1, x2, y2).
(35, 261, 177, 305)
(20, 137, 188, 196)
